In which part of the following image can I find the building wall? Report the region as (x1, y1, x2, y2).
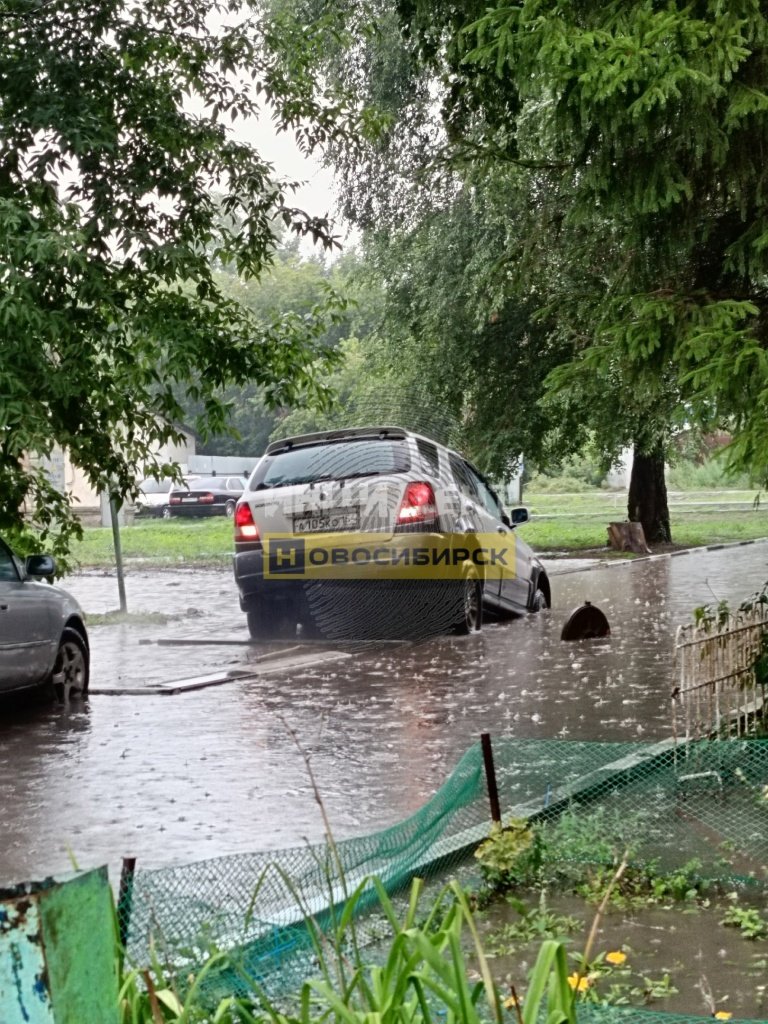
(35, 432, 199, 517)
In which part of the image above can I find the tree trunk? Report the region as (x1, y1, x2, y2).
(628, 443, 672, 544)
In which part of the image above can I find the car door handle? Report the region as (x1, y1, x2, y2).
(497, 526, 508, 534)
(0, 603, 8, 611)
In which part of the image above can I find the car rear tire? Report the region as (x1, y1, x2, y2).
(453, 576, 483, 635)
(246, 605, 295, 641)
(50, 627, 89, 700)
(161, 505, 172, 520)
(224, 499, 236, 518)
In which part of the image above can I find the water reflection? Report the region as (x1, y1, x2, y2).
(1, 543, 767, 880)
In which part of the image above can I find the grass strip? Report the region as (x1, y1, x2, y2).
(65, 502, 768, 571)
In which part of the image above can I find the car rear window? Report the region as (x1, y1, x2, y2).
(252, 439, 411, 489)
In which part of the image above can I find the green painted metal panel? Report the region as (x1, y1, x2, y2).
(0, 867, 119, 1024)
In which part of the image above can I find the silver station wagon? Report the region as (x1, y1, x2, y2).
(233, 426, 550, 641)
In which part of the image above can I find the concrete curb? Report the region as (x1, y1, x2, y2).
(546, 536, 768, 576)
(89, 649, 351, 696)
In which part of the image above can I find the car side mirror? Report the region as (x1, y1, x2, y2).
(25, 554, 56, 579)
(510, 507, 530, 526)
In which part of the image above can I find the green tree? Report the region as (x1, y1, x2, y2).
(393, 0, 768, 536)
(260, 2, 674, 538)
(262, 2, 572, 476)
(268, 0, 768, 542)
(185, 244, 383, 455)
(0, 0, 355, 555)
(354, 190, 572, 477)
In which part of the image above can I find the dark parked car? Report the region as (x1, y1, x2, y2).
(135, 476, 199, 519)
(0, 537, 89, 698)
(168, 476, 247, 518)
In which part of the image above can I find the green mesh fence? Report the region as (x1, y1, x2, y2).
(119, 737, 768, 1017)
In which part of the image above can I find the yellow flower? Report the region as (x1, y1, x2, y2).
(567, 973, 591, 992)
(714, 1012, 732, 1020)
(605, 950, 627, 966)
(504, 994, 522, 1010)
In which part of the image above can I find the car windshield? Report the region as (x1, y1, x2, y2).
(0, 539, 20, 582)
(253, 439, 411, 489)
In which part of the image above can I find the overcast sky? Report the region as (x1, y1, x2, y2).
(240, 111, 351, 254)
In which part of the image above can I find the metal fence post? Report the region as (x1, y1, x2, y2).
(480, 732, 501, 824)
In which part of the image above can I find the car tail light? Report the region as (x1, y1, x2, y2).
(170, 495, 181, 505)
(234, 501, 260, 542)
(199, 493, 214, 504)
(396, 481, 438, 526)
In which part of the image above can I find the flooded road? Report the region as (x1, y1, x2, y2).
(2, 541, 767, 884)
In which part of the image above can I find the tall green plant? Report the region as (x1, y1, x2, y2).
(118, 874, 580, 1024)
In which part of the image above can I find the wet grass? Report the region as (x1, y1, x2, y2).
(524, 511, 768, 553)
(66, 492, 768, 569)
(85, 609, 178, 626)
(526, 488, 762, 515)
(521, 487, 768, 552)
(71, 517, 233, 568)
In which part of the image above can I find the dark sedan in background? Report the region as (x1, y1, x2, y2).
(168, 476, 247, 518)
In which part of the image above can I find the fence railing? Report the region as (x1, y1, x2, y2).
(674, 606, 768, 739)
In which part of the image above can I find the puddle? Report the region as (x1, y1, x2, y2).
(477, 889, 768, 1019)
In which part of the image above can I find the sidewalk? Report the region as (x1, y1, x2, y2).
(61, 566, 259, 690)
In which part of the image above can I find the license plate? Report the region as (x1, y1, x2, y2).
(181, 497, 197, 503)
(293, 509, 359, 534)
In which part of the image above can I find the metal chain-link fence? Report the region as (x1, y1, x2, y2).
(118, 737, 768, 1014)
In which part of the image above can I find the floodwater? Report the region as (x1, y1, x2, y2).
(1, 542, 768, 884)
(478, 889, 768, 1019)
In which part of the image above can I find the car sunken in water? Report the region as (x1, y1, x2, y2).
(233, 427, 550, 641)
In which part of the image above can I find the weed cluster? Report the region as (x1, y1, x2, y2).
(118, 877, 580, 1024)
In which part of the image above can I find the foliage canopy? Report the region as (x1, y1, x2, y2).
(259, 0, 768, 539)
(0, 0, 354, 554)
(396, 0, 768, 483)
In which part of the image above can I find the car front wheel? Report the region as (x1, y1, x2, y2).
(530, 588, 549, 612)
(50, 627, 89, 700)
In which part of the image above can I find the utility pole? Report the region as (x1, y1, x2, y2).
(109, 495, 128, 613)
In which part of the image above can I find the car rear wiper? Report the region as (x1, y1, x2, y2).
(253, 475, 335, 489)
